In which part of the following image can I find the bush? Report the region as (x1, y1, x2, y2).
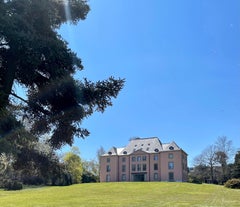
(22, 176, 44, 185)
(188, 176, 202, 184)
(82, 171, 99, 183)
(3, 180, 23, 191)
(224, 178, 240, 189)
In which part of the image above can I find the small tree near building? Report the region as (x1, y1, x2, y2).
(82, 160, 99, 183)
(63, 147, 83, 184)
(202, 145, 218, 183)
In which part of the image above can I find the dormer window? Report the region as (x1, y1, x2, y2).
(154, 148, 159, 152)
(123, 151, 127, 155)
(108, 151, 112, 155)
(169, 146, 174, 150)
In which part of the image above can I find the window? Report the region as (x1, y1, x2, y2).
(168, 153, 173, 159)
(154, 154, 158, 161)
(168, 162, 174, 170)
(137, 164, 141, 171)
(142, 156, 147, 161)
(169, 172, 174, 181)
(154, 148, 159, 152)
(106, 165, 111, 172)
(142, 164, 147, 171)
(154, 163, 158, 171)
(122, 157, 126, 162)
(122, 165, 126, 172)
(132, 156, 136, 162)
(132, 164, 136, 171)
(137, 156, 141, 162)
(122, 174, 126, 181)
(106, 174, 111, 182)
(107, 157, 110, 163)
(154, 173, 158, 181)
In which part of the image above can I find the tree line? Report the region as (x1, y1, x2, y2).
(189, 136, 240, 185)
(0, 144, 102, 190)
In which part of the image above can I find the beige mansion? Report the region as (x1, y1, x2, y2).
(100, 137, 188, 182)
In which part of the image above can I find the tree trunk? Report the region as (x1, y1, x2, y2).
(210, 164, 214, 183)
(0, 50, 16, 109)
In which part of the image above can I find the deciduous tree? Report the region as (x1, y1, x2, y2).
(214, 136, 234, 183)
(63, 146, 83, 184)
(193, 136, 235, 184)
(193, 145, 218, 183)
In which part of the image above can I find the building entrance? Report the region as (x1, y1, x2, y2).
(132, 173, 146, 181)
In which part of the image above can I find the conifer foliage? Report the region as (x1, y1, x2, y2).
(0, 0, 124, 148)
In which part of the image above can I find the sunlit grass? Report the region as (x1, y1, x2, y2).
(0, 182, 239, 207)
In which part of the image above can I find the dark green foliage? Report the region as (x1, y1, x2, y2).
(82, 159, 99, 183)
(188, 177, 202, 184)
(0, 125, 71, 187)
(224, 178, 240, 189)
(0, 0, 124, 149)
(0, 109, 21, 140)
(22, 176, 44, 186)
(233, 151, 240, 178)
(0, 0, 124, 187)
(14, 146, 72, 186)
(3, 180, 23, 191)
(82, 171, 98, 183)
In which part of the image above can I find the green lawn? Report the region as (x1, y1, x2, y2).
(0, 182, 239, 207)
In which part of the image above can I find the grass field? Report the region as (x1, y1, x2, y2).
(0, 182, 239, 207)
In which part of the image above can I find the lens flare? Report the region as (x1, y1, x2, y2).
(64, 0, 72, 21)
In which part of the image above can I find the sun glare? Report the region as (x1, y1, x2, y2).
(64, 0, 72, 21)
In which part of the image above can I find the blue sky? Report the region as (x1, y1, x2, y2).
(59, 0, 240, 166)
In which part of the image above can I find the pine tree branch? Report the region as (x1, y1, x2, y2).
(10, 91, 51, 116)
(10, 92, 28, 103)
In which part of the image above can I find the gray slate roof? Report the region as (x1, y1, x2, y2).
(103, 137, 182, 156)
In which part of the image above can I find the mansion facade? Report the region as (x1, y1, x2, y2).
(100, 137, 188, 182)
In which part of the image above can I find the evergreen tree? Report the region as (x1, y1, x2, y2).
(0, 0, 124, 148)
(233, 151, 240, 178)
